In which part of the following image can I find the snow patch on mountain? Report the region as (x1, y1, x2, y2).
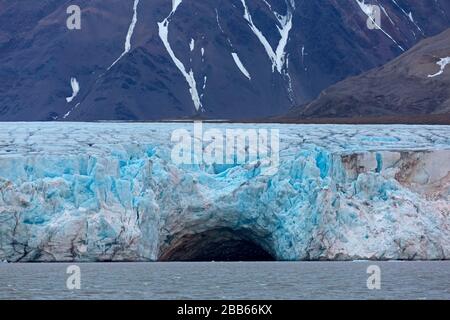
(158, 0, 203, 112)
(63, 103, 80, 119)
(202, 76, 207, 90)
(262, 0, 272, 10)
(231, 53, 251, 80)
(108, 0, 140, 70)
(356, 0, 405, 51)
(391, 0, 424, 34)
(240, 0, 294, 74)
(428, 57, 450, 78)
(65, 77, 80, 103)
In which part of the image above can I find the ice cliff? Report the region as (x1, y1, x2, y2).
(0, 123, 449, 262)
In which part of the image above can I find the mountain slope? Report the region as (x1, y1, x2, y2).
(0, 0, 450, 121)
(283, 27, 450, 121)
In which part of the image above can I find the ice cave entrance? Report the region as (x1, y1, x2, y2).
(159, 228, 275, 262)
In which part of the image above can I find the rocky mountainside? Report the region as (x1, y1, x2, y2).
(1, 0, 450, 121)
(284, 27, 450, 121)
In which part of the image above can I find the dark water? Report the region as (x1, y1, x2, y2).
(0, 261, 449, 300)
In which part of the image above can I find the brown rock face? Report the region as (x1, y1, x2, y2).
(284, 28, 450, 122)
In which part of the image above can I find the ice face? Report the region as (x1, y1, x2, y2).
(0, 123, 449, 262)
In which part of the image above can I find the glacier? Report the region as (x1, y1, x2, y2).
(0, 123, 449, 262)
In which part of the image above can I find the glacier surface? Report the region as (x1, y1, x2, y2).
(0, 123, 449, 262)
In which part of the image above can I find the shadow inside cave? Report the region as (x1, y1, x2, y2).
(159, 228, 275, 262)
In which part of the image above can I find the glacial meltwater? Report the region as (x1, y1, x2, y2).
(0, 261, 449, 300)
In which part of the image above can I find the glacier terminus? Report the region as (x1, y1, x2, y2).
(0, 123, 449, 262)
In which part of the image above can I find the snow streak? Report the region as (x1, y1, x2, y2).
(108, 0, 140, 70)
(240, 0, 294, 74)
(63, 103, 80, 119)
(355, 0, 405, 51)
(158, 0, 203, 111)
(391, 0, 424, 35)
(231, 53, 251, 80)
